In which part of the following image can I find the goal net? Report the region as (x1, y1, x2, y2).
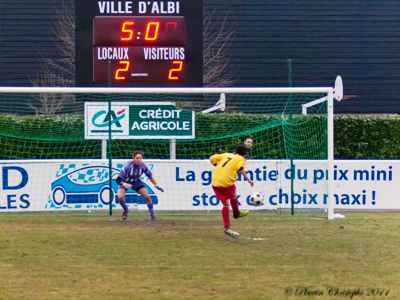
(0, 80, 342, 218)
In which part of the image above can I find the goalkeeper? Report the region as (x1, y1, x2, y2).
(210, 145, 254, 238)
(116, 150, 164, 221)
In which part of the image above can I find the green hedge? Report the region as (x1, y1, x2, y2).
(0, 113, 399, 159)
(334, 115, 400, 159)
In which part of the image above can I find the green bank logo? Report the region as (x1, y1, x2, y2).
(129, 105, 195, 139)
(91, 109, 126, 133)
(85, 102, 195, 140)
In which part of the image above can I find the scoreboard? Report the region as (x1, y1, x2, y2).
(76, 0, 203, 86)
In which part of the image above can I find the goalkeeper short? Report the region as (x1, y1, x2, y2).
(120, 181, 145, 193)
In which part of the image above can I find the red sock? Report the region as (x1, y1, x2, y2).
(221, 199, 230, 229)
(230, 197, 240, 219)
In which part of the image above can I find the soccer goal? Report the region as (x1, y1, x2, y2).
(0, 78, 342, 219)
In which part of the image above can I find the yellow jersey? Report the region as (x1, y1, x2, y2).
(210, 153, 246, 187)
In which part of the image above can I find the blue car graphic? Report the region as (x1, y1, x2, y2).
(50, 165, 158, 207)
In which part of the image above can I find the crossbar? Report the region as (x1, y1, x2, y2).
(0, 87, 333, 94)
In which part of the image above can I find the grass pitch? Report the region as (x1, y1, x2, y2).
(0, 211, 399, 300)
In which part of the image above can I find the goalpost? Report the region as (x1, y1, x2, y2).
(0, 78, 343, 219)
(301, 76, 344, 219)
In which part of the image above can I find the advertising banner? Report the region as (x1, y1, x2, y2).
(0, 160, 397, 212)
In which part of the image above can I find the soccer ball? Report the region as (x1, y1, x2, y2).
(249, 192, 263, 206)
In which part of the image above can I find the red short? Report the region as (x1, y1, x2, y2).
(212, 185, 236, 201)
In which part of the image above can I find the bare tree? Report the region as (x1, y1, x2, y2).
(31, 3, 234, 113)
(31, 0, 75, 115)
(31, 66, 70, 114)
(177, 11, 235, 111)
(203, 11, 235, 87)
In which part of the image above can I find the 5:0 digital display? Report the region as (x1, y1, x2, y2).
(93, 16, 186, 46)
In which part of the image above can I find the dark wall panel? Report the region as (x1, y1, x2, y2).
(1, 0, 400, 112)
(219, 0, 400, 112)
(0, 0, 63, 84)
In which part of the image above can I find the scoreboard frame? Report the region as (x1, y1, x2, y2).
(76, 0, 203, 86)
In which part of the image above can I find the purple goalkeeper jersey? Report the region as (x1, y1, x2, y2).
(117, 161, 152, 189)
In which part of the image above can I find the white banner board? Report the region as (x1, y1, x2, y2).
(0, 159, 397, 212)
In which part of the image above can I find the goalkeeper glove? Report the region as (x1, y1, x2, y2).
(121, 182, 132, 189)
